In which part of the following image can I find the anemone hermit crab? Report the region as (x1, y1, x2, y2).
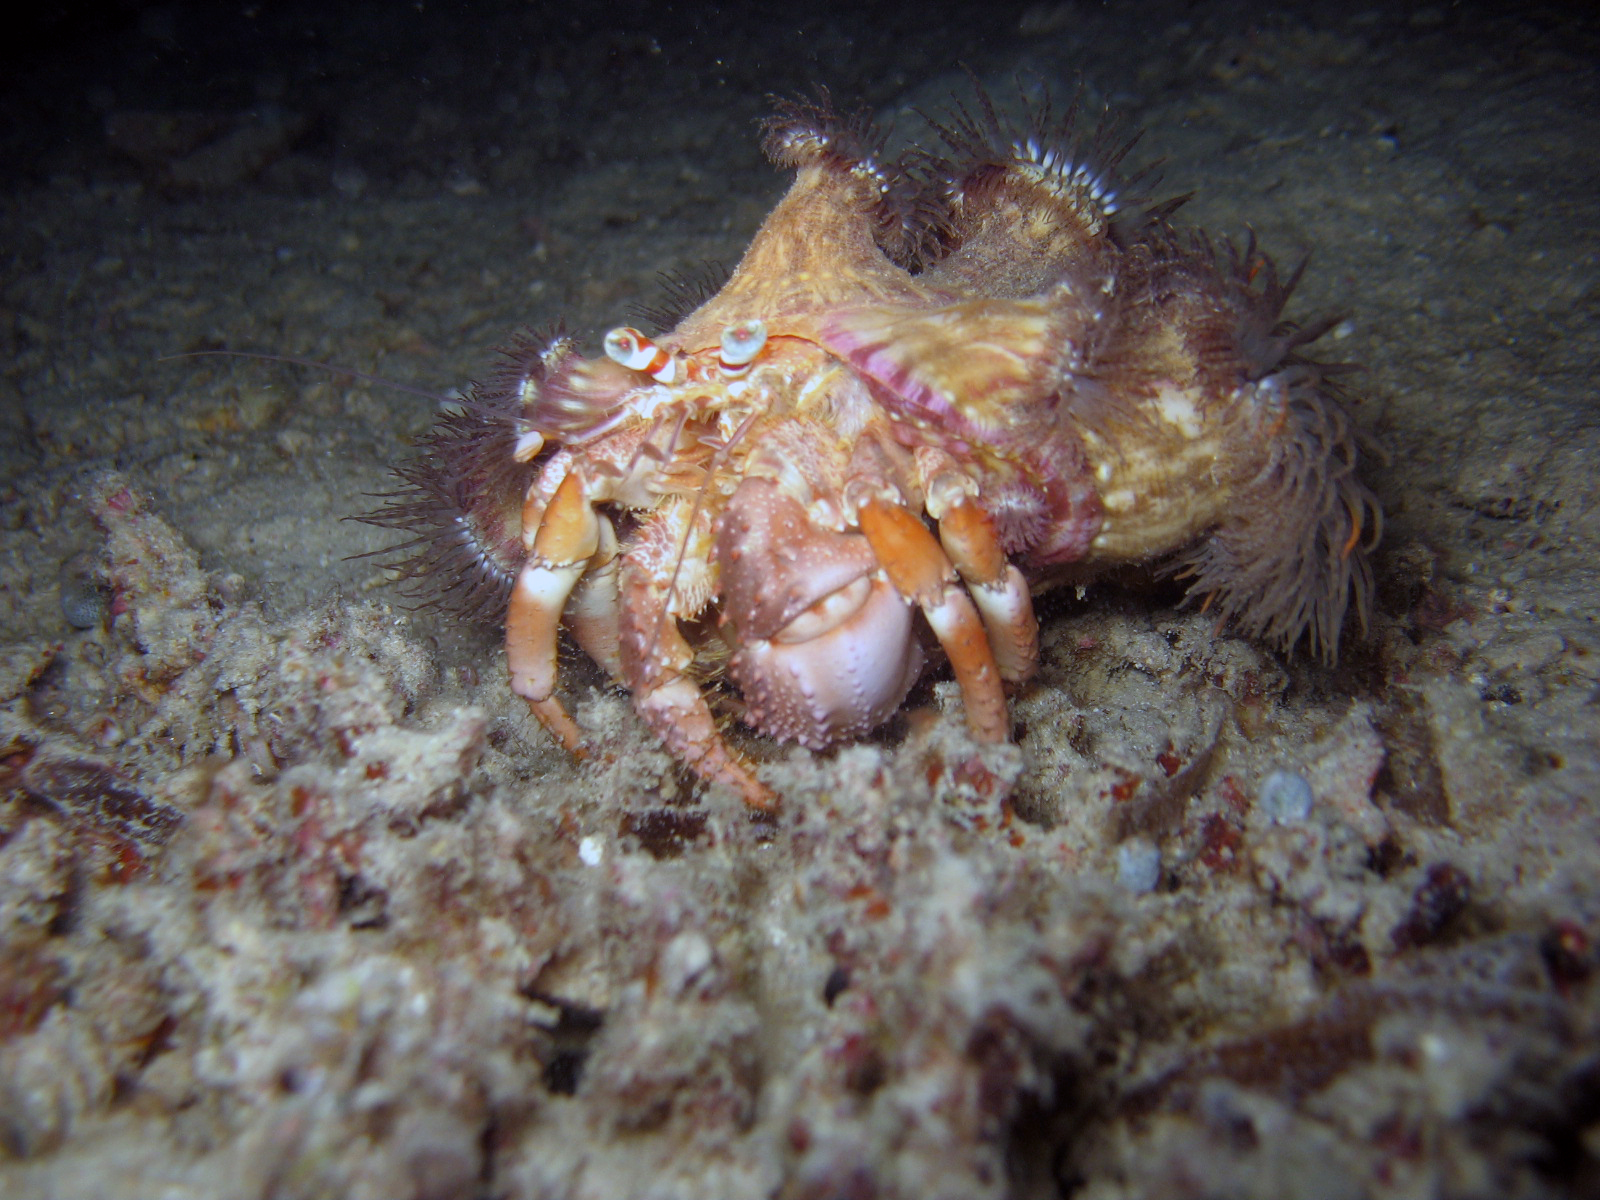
(363, 90, 1381, 810)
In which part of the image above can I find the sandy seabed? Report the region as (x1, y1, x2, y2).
(1, 2, 1597, 1197)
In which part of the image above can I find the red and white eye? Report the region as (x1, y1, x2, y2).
(603, 327, 677, 384)
(718, 319, 767, 375)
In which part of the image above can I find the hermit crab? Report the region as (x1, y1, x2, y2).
(363, 90, 1381, 809)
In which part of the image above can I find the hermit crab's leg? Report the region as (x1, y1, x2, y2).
(505, 469, 599, 753)
(617, 505, 778, 810)
(932, 498, 1039, 685)
(857, 498, 1009, 743)
(563, 513, 624, 684)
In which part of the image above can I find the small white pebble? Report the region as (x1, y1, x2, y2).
(660, 931, 713, 995)
(524, 998, 562, 1028)
(1116, 838, 1162, 893)
(1419, 1031, 1453, 1064)
(1259, 769, 1314, 824)
(577, 835, 603, 866)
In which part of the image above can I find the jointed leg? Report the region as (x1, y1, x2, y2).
(934, 498, 1038, 685)
(617, 506, 777, 810)
(563, 513, 624, 684)
(505, 470, 600, 753)
(857, 497, 1009, 744)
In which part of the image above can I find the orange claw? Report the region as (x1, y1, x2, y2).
(859, 498, 1009, 744)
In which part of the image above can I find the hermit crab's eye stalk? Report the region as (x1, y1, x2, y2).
(718, 319, 768, 375)
(603, 326, 677, 384)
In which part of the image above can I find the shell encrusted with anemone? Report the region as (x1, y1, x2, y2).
(362, 87, 1382, 808)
